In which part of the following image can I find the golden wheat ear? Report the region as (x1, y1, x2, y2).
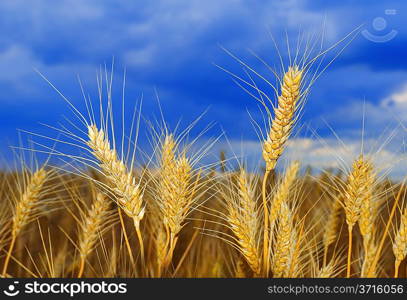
(2, 167, 49, 277)
(154, 134, 199, 273)
(87, 125, 145, 223)
(86, 124, 146, 264)
(316, 247, 346, 279)
(343, 155, 374, 278)
(271, 203, 294, 278)
(77, 192, 113, 278)
(225, 168, 261, 276)
(269, 161, 300, 231)
(317, 263, 335, 278)
(262, 67, 304, 171)
(357, 164, 376, 252)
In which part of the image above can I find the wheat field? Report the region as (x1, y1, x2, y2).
(0, 36, 406, 279)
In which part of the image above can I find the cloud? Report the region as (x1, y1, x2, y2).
(320, 79, 407, 133)
(216, 136, 405, 178)
(381, 83, 407, 107)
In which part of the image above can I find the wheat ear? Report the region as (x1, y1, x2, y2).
(265, 160, 299, 276)
(262, 66, 303, 275)
(87, 124, 145, 262)
(77, 192, 111, 278)
(226, 168, 261, 275)
(317, 261, 335, 278)
(158, 135, 196, 269)
(271, 203, 293, 278)
(262, 67, 303, 171)
(393, 207, 407, 278)
(269, 161, 300, 231)
(2, 168, 48, 276)
(358, 167, 376, 253)
(343, 155, 373, 278)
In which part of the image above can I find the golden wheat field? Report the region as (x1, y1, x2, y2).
(0, 33, 406, 280)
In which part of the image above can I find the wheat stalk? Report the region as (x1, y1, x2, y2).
(2, 168, 48, 276)
(77, 192, 111, 278)
(87, 124, 145, 262)
(262, 66, 303, 275)
(393, 207, 407, 278)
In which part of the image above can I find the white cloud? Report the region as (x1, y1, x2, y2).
(215, 136, 405, 179)
(381, 83, 407, 108)
(284, 137, 403, 175)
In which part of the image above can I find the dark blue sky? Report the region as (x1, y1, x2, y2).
(1, 0, 407, 172)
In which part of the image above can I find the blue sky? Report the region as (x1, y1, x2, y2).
(1, 0, 407, 174)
